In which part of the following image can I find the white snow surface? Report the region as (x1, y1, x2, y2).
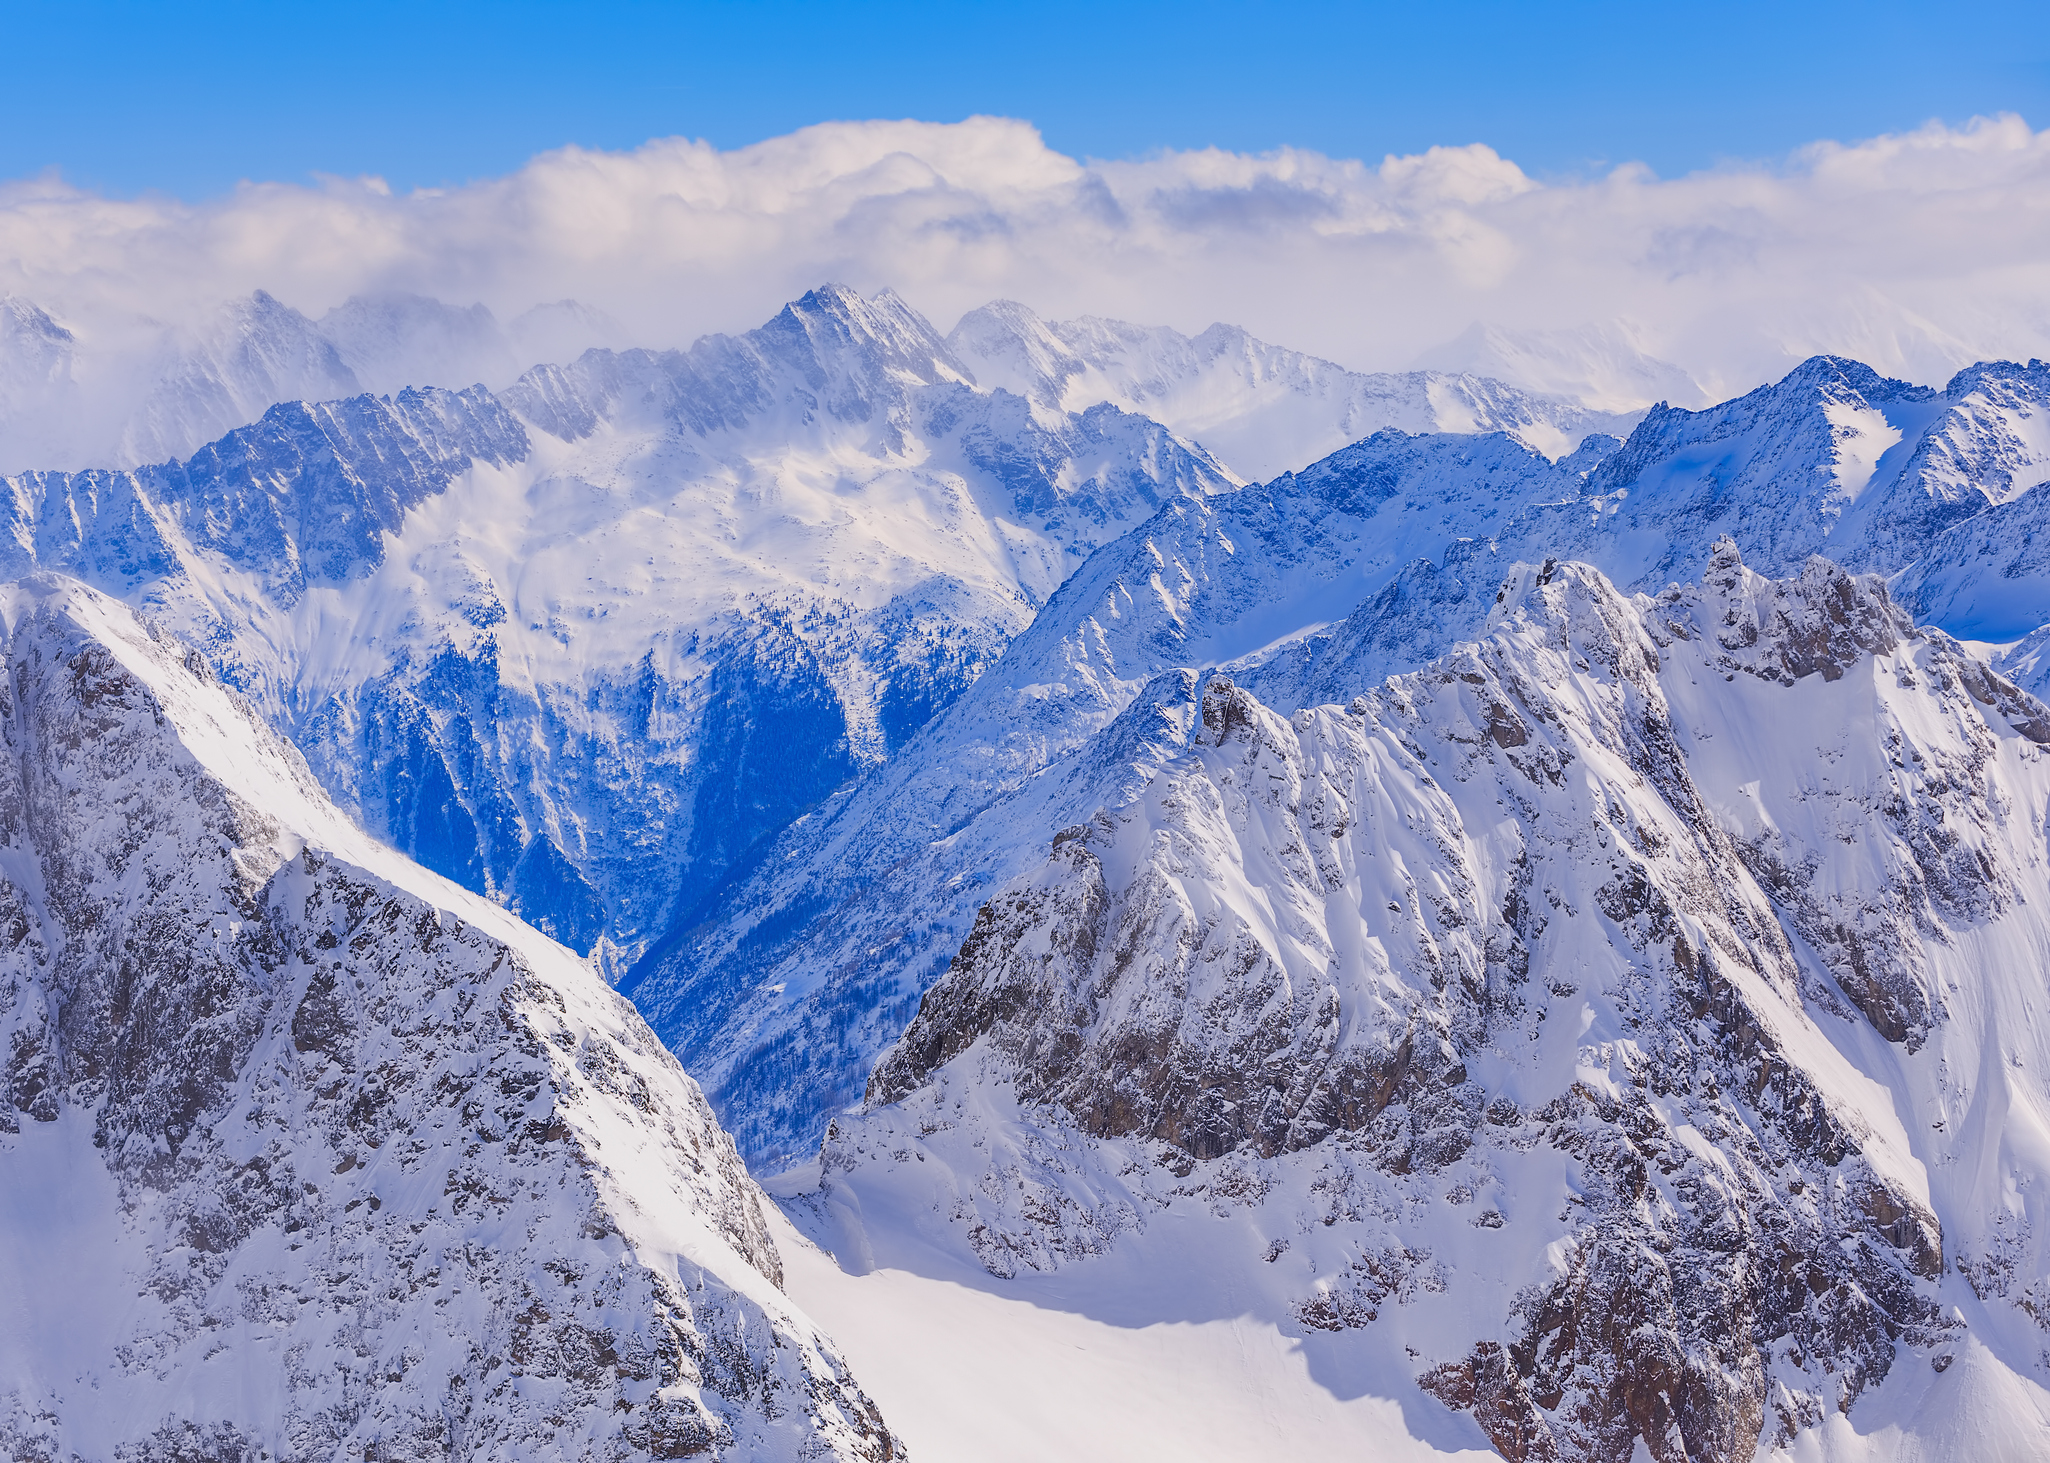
(0, 575, 901, 1461)
(785, 548, 2050, 1461)
(765, 1185, 1499, 1463)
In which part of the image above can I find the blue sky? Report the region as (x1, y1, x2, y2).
(3, 0, 2047, 197)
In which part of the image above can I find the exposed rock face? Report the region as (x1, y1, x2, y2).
(0, 576, 899, 1463)
(821, 545, 2050, 1462)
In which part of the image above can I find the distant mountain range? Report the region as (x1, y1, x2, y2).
(0, 289, 631, 474)
(5, 283, 2050, 1462)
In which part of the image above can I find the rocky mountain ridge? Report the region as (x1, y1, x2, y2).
(631, 349, 2050, 1170)
(793, 544, 2050, 1461)
(0, 575, 901, 1462)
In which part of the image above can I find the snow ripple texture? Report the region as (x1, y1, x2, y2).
(0, 577, 901, 1463)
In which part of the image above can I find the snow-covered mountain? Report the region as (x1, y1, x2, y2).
(1562, 356, 2050, 587)
(0, 292, 368, 476)
(946, 300, 1645, 479)
(0, 284, 1232, 960)
(0, 575, 901, 1462)
(625, 429, 1589, 1163)
(8, 271, 2050, 1462)
(631, 351, 2050, 1171)
(0, 285, 1659, 486)
(782, 546, 2050, 1461)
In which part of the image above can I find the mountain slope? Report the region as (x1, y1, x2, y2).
(789, 546, 2050, 1462)
(632, 351, 2050, 1168)
(629, 429, 1584, 1165)
(0, 574, 900, 1463)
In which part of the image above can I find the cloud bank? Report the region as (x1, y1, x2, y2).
(3, 113, 2048, 413)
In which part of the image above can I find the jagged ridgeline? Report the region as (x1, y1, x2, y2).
(0, 577, 901, 1462)
(815, 547, 2050, 1463)
(0, 283, 1650, 980)
(636, 354, 2050, 1171)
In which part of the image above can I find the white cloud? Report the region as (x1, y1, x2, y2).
(2, 112, 2048, 420)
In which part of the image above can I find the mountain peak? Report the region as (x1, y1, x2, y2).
(772, 282, 972, 388)
(807, 542, 2050, 1457)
